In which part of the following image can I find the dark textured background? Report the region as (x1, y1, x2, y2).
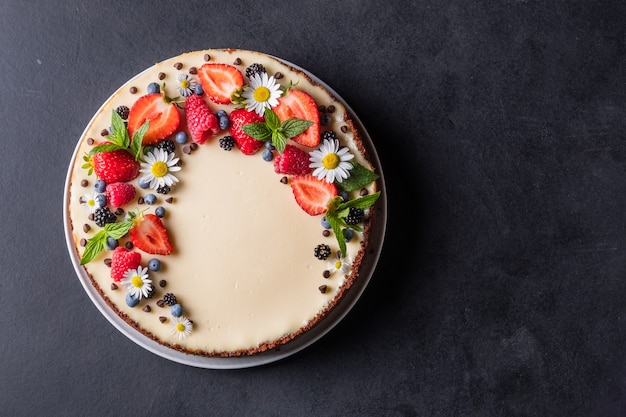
(2, 0, 625, 415)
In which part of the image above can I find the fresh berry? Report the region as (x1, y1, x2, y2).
(156, 139, 175, 154)
(290, 174, 338, 216)
(127, 93, 181, 145)
(314, 244, 332, 260)
(144, 193, 157, 205)
(110, 247, 141, 282)
(94, 193, 107, 208)
(155, 206, 166, 217)
(245, 63, 266, 79)
(185, 94, 220, 144)
(274, 89, 320, 148)
(321, 130, 338, 142)
(175, 131, 188, 144)
(138, 177, 151, 189)
(262, 149, 273, 162)
(321, 216, 331, 229)
(115, 105, 130, 120)
(126, 293, 140, 307)
(94, 179, 106, 193)
(147, 258, 161, 271)
(94, 207, 117, 227)
(273, 144, 311, 175)
(194, 84, 204, 95)
(163, 292, 177, 306)
(129, 213, 172, 255)
(171, 304, 183, 317)
(105, 236, 119, 250)
(345, 207, 365, 225)
(228, 108, 264, 155)
(106, 182, 136, 208)
(218, 115, 230, 130)
(343, 228, 355, 242)
(219, 135, 235, 151)
(156, 185, 170, 195)
(146, 82, 160, 94)
(92, 148, 140, 184)
(197, 63, 244, 104)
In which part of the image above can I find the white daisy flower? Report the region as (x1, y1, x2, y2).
(121, 266, 152, 299)
(242, 72, 282, 116)
(170, 316, 193, 340)
(327, 253, 352, 276)
(81, 192, 100, 213)
(309, 138, 355, 183)
(176, 73, 197, 97)
(139, 148, 181, 190)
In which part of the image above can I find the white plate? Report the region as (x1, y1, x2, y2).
(63, 54, 387, 369)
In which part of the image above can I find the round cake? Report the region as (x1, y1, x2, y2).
(65, 49, 384, 360)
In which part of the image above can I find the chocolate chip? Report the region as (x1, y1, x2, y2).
(87, 137, 95, 145)
(159, 316, 167, 323)
(165, 197, 174, 204)
(190, 143, 198, 151)
(340, 125, 348, 133)
(88, 213, 94, 221)
(81, 179, 88, 187)
(158, 72, 165, 80)
(100, 128, 109, 136)
(280, 176, 288, 184)
(233, 57, 241, 65)
(80, 238, 87, 247)
(111, 283, 118, 290)
(104, 258, 112, 267)
(83, 224, 91, 233)
(274, 71, 283, 79)
(204, 53, 211, 62)
(359, 188, 369, 196)
(125, 241, 134, 249)
(142, 305, 151, 312)
(159, 279, 167, 288)
(130, 86, 138, 94)
(320, 113, 331, 126)
(327, 105, 336, 113)
(189, 66, 197, 75)
(183, 145, 191, 154)
(319, 285, 328, 294)
(157, 300, 165, 308)
(174, 62, 183, 70)
(322, 230, 330, 237)
(323, 270, 331, 279)
(115, 208, 124, 216)
(317, 105, 326, 112)
(137, 196, 144, 204)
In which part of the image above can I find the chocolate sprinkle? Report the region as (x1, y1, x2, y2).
(100, 128, 109, 136)
(80, 238, 87, 247)
(359, 188, 369, 196)
(190, 143, 198, 151)
(104, 258, 112, 267)
(165, 197, 173, 204)
(274, 71, 283, 79)
(125, 241, 134, 249)
(137, 196, 144, 204)
(183, 145, 191, 154)
(189, 66, 197, 75)
(142, 305, 151, 312)
(80, 179, 88, 187)
(323, 270, 331, 279)
(340, 125, 348, 133)
(233, 57, 241, 65)
(83, 224, 91, 233)
(327, 105, 336, 113)
(158, 72, 165, 80)
(87, 137, 95, 145)
(322, 230, 330, 237)
(280, 176, 288, 184)
(204, 53, 211, 62)
(159, 279, 167, 288)
(130, 86, 137, 94)
(111, 283, 118, 290)
(115, 208, 124, 216)
(156, 300, 165, 308)
(318, 285, 328, 294)
(159, 316, 167, 323)
(174, 62, 183, 70)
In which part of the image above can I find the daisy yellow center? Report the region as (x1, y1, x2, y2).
(335, 261, 342, 269)
(151, 161, 168, 177)
(176, 323, 186, 332)
(180, 79, 189, 89)
(322, 153, 340, 169)
(87, 199, 95, 207)
(253, 86, 271, 103)
(131, 275, 143, 288)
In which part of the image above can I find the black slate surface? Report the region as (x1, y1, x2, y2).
(2, 0, 626, 416)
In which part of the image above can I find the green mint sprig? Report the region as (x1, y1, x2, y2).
(339, 162, 380, 192)
(88, 110, 148, 161)
(80, 219, 134, 265)
(241, 108, 312, 153)
(325, 191, 381, 256)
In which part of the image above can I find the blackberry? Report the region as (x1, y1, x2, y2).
(116, 105, 130, 120)
(219, 135, 235, 151)
(146, 285, 157, 299)
(94, 207, 117, 227)
(156, 185, 171, 195)
(157, 139, 176, 154)
(163, 293, 177, 306)
(321, 130, 338, 142)
(314, 244, 332, 260)
(344, 207, 365, 225)
(245, 63, 266, 79)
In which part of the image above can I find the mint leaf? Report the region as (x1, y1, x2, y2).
(336, 192, 380, 211)
(326, 212, 347, 257)
(104, 220, 133, 239)
(109, 110, 130, 147)
(89, 143, 127, 155)
(264, 108, 281, 130)
(338, 162, 379, 192)
(272, 131, 287, 153)
(242, 122, 272, 141)
(80, 230, 106, 265)
(281, 118, 313, 139)
(131, 120, 149, 160)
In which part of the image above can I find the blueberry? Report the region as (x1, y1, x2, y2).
(138, 177, 151, 189)
(143, 145, 155, 155)
(94, 179, 106, 193)
(218, 116, 230, 130)
(216, 110, 227, 118)
(144, 193, 157, 205)
(148, 258, 161, 271)
(175, 131, 188, 144)
(343, 228, 355, 242)
(321, 216, 331, 229)
(262, 149, 273, 162)
(194, 84, 204, 95)
(95, 193, 107, 207)
(339, 190, 350, 202)
(125, 293, 140, 308)
(171, 303, 183, 317)
(147, 82, 160, 94)
(264, 141, 275, 150)
(155, 206, 166, 218)
(105, 236, 119, 250)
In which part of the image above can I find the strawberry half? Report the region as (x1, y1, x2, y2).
(127, 93, 181, 145)
(92, 149, 140, 184)
(274, 89, 320, 148)
(290, 174, 337, 216)
(106, 182, 136, 208)
(129, 213, 172, 255)
(185, 94, 220, 144)
(228, 108, 265, 155)
(110, 247, 141, 282)
(197, 63, 244, 104)
(274, 144, 312, 175)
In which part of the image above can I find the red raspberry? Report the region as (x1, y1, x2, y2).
(110, 247, 141, 282)
(106, 182, 136, 208)
(274, 144, 312, 175)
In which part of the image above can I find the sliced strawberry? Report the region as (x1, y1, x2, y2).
(93, 148, 140, 184)
(185, 94, 220, 144)
(127, 93, 180, 145)
(197, 63, 244, 104)
(274, 89, 320, 148)
(290, 174, 337, 216)
(106, 182, 136, 207)
(228, 108, 265, 155)
(110, 247, 141, 282)
(274, 144, 312, 175)
(129, 213, 172, 255)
